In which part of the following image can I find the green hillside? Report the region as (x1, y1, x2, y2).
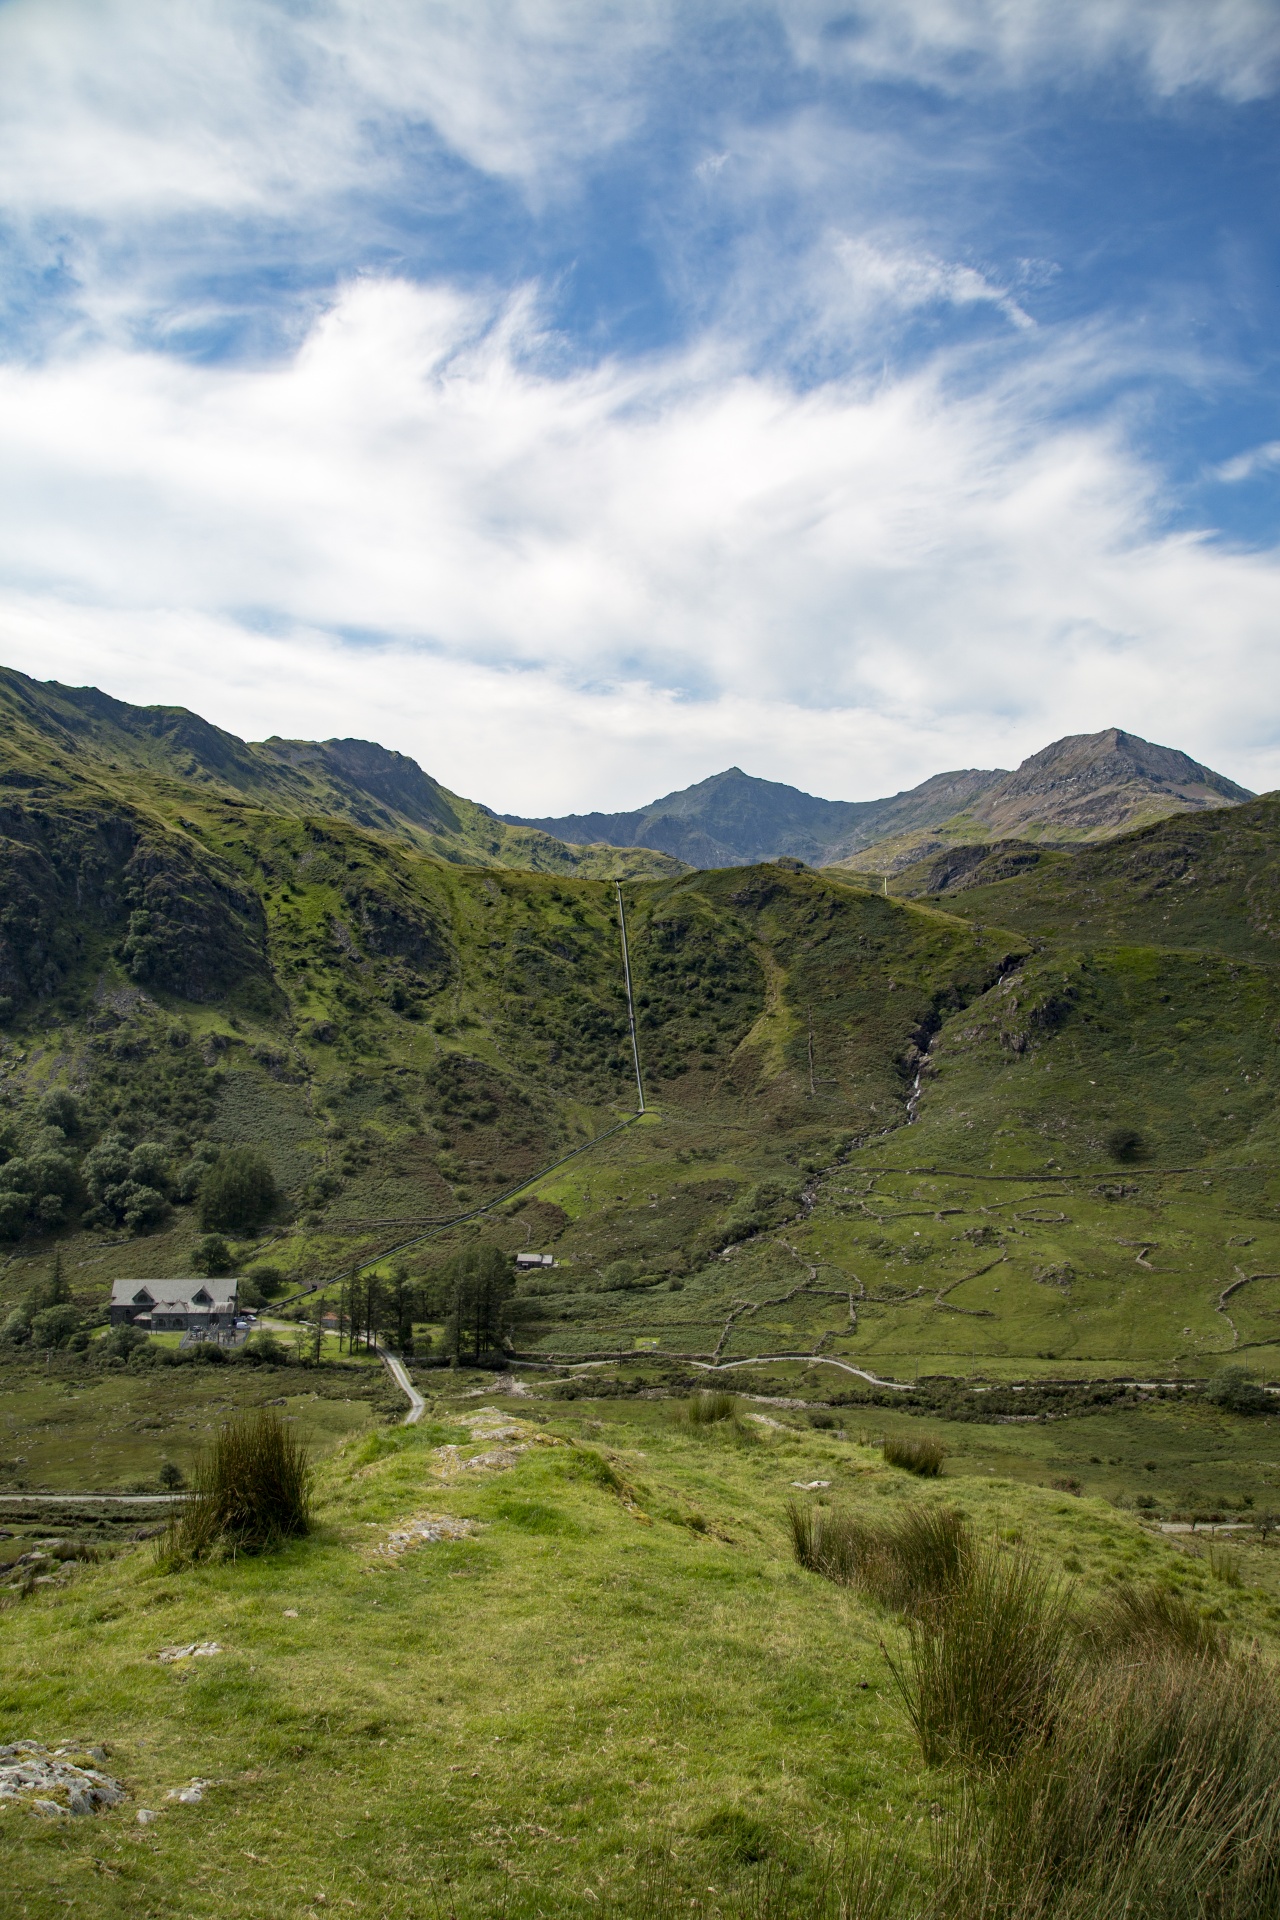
(0, 674, 1279, 1388)
(3, 1372, 1280, 1919)
(0, 666, 683, 882)
(4, 694, 1280, 1917)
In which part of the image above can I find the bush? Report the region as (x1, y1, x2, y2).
(159, 1408, 311, 1564)
(788, 1500, 971, 1613)
(244, 1263, 285, 1299)
(891, 1540, 1075, 1768)
(80, 1132, 171, 1233)
(241, 1330, 290, 1365)
(1106, 1125, 1144, 1162)
(934, 1657, 1280, 1919)
(1, 1304, 31, 1345)
(1083, 1581, 1226, 1664)
(101, 1322, 148, 1359)
(29, 1304, 81, 1350)
(37, 1089, 82, 1136)
(686, 1390, 738, 1425)
(190, 1233, 234, 1276)
(199, 1148, 277, 1233)
(882, 1433, 945, 1476)
(1208, 1365, 1272, 1416)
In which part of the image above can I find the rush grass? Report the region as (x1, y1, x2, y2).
(3, 1387, 1280, 1919)
(158, 1408, 312, 1566)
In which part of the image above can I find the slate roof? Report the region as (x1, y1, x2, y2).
(109, 1279, 238, 1313)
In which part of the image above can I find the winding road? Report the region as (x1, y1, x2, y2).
(377, 1348, 426, 1425)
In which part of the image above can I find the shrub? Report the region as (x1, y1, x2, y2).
(787, 1501, 971, 1613)
(159, 1408, 311, 1564)
(37, 1089, 82, 1136)
(882, 1433, 945, 1476)
(1083, 1581, 1226, 1664)
(190, 1233, 234, 1276)
(244, 1262, 285, 1299)
(1208, 1365, 1272, 1416)
(600, 1259, 642, 1290)
(1106, 1125, 1143, 1162)
(101, 1322, 148, 1359)
(81, 1133, 171, 1231)
(199, 1148, 277, 1233)
(890, 1541, 1074, 1768)
(934, 1656, 1280, 1919)
(29, 1304, 81, 1350)
(1, 1304, 31, 1345)
(687, 1390, 738, 1425)
(242, 1330, 290, 1365)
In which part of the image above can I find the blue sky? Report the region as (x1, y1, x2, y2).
(0, 1, 1277, 811)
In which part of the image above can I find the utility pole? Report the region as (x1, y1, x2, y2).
(615, 881, 646, 1116)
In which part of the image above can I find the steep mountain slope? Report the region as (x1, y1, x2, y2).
(506, 764, 1003, 866)
(0, 667, 681, 881)
(891, 791, 1280, 966)
(838, 729, 1253, 874)
(973, 727, 1250, 837)
(2, 664, 1278, 1381)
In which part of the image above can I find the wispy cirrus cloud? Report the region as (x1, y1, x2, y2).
(1214, 441, 1280, 484)
(782, 0, 1280, 102)
(0, 275, 1276, 809)
(0, 3, 1276, 811)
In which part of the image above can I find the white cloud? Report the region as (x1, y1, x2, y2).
(832, 235, 1033, 330)
(783, 1, 1280, 102)
(2, 275, 1277, 810)
(0, 0, 671, 218)
(1, 0, 1273, 240)
(1214, 441, 1280, 484)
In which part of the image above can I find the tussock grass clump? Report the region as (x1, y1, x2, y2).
(882, 1433, 945, 1476)
(688, 1390, 738, 1425)
(1083, 1579, 1227, 1663)
(935, 1656, 1280, 1919)
(891, 1541, 1074, 1768)
(159, 1408, 312, 1566)
(670, 1390, 741, 1429)
(787, 1500, 971, 1613)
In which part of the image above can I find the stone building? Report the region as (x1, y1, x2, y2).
(109, 1279, 238, 1333)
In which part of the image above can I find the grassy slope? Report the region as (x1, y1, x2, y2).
(3, 1379, 1280, 1918)
(0, 808, 1022, 1361)
(2, 703, 1280, 1383)
(0, 665, 682, 882)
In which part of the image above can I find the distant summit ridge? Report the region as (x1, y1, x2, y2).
(971, 727, 1250, 837)
(512, 728, 1251, 871)
(506, 763, 1002, 868)
(0, 665, 1252, 879)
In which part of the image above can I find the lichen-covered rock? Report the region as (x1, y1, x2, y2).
(0, 1742, 126, 1816)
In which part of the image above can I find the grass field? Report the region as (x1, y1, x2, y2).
(3, 1371, 1280, 1918)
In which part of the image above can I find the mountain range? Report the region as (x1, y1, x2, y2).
(0, 668, 682, 882)
(2, 650, 1280, 1392)
(0, 665, 1253, 881)
(509, 729, 1253, 872)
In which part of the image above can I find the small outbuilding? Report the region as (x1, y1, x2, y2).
(514, 1252, 555, 1270)
(109, 1279, 238, 1333)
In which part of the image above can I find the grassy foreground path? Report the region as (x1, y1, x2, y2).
(2, 1380, 1280, 1917)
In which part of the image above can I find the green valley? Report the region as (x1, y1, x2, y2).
(4, 669, 1280, 1917)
